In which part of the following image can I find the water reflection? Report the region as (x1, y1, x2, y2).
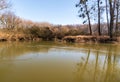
(0, 42, 120, 82)
(75, 45, 120, 82)
(0, 42, 51, 60)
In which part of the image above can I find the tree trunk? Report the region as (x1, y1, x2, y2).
(85, 2, 92, 35)
(115, 0, 119, 36)
(98, 0, 101, 36)
(105, 0, 110, 36)
(109, 0, 116, 39)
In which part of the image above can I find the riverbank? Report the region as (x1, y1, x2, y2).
(0, 31, 119, 44)
(63, 35, 118, 43)
(63, 35, 120, 43)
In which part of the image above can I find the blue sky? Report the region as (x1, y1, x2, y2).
(11, 0, 81, 25)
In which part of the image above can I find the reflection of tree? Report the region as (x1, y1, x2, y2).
(75, 44, 120, 82)
(80, 49, 90, 80)
(75, 49, 90, 82)
(93, 49, 99, 82)
(104, 45, 112, 82)
(101, 52, 107, 82)
(104, 45, 120, 82)
(112, 47, 117, 80)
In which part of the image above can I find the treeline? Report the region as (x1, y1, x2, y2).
(0, 12, 118, 41)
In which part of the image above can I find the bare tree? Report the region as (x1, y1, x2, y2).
(76, 0, 92, 35)
(0, 11, 21, 29)
(105, 0, 110, 35)
(0, 0, 10, 10)
(97, 0, 101, 36)
(115, 0, 120, 36)
(108, 0, 116, 38)
(0, 0, 11, 28)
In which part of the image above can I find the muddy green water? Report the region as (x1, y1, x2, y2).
(0, 41, 120, 82)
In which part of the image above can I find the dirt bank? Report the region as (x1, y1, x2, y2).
(63, 35, 118, 43)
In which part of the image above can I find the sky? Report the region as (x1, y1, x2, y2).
(11, 0, 81, 25)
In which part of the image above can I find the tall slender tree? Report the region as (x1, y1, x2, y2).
(76, 0, 92, 35)
(97, 0, 101, 35)
(109, 0, 116, 38)
(105, 0, 110, 35)
(115, 0, 120, 36)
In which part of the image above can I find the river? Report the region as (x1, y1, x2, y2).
(0, 41, 120, 82)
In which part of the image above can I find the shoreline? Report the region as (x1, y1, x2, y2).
(62, 35, 119, 44)
(0, 32, 119, 44)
